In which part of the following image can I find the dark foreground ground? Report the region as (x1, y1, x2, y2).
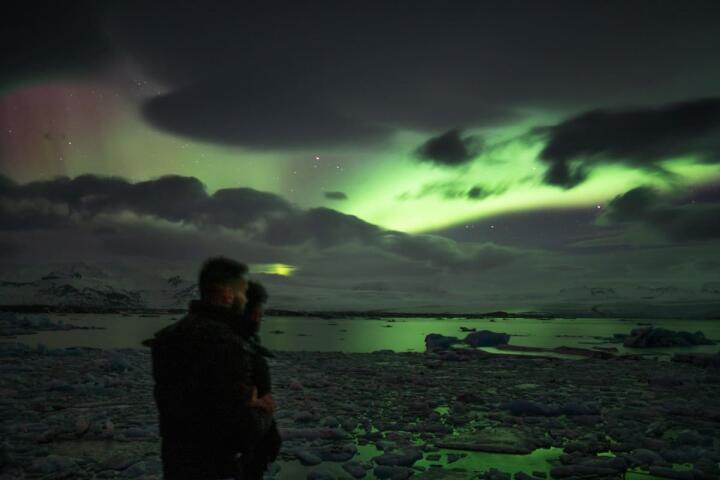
(1, 344, 719, 480)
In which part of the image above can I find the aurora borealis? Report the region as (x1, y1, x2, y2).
(1, 1, 719, 313)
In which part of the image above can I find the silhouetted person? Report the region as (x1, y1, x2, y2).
(143, 257, 275, 479)
(236, 281, 282, 477)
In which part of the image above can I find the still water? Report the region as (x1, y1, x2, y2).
(6, 313, 720, 356)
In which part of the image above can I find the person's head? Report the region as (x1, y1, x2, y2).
(241, 281, 268, 335)
(198, 256, 249, 314)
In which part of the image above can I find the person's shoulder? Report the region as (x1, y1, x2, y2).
(183, 314, 252, 350)
(178, 313, 228, 338)
(148, 311, 250, 352)
(143, 314, 191, 347)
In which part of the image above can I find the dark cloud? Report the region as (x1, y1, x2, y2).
(0, 174, 128, 216)
(323, 191, 348, 201)
(415, 129, 482, 166)
(0, 239, 19, 258)
(95, 222, 293, 263)
(398, 181, 508, 201)
(0, 1, 112, 87)
(141, 77, 390, 148)
(682, 182, 720, 204)
(4, 2, 716, 149)
(537, 98, 720, 188)
(0, 202, 69, 231)
(382, 233, 521, 272)
(101, 176, 207, 222)
(0, 174, 216, 224)
(600, 187, 659, 224)
(600, 185, 720, 241)
(541, 162, 588, 190)
(466, 186, 485, 200)
(297, 244, 434, 279)
(1, 174, 534, 276)
(263, 208, 382, 247)
(431, 207, 619, 250)
(466, 185, 513, 201)
(0, 176, 15, 190)
(0, 174, 292, 230)
(94, 1, 720, 148)
(203, 187, 295, 230)
(0, 174, 378, 248)
(661, 204, 720, 241)
(295, 233, 528, 283)
(343, 87, 518, 132)
(92, 226, 117, 236)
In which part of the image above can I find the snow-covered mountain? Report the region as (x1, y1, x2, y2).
(0, 262, 718, 318)
(542, 282, 720, 319)
(0, 262, 197, 310)
(556, 283, 717, 303)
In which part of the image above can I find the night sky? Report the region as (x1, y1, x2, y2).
(1, 1, 719, 312)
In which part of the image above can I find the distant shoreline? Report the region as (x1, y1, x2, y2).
(1, 304, 718, 320)
(0, 304, 552, 318)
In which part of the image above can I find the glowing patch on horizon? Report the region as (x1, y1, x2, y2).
(251, 263, 298, 276)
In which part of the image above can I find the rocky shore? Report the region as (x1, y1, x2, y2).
(1, 343, 719, 479)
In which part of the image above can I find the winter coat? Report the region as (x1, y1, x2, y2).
(144, 300, 272, 480)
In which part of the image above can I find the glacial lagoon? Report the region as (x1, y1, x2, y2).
(6, 313, 720, 356)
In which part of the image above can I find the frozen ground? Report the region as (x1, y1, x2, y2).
(1, 344, 719, 479)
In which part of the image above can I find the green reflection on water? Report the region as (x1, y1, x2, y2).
(417, 447, 563, 475)
(433, 405, 450, 416)
(5, 314, 720, 355)
(356, 442, 564, 476)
